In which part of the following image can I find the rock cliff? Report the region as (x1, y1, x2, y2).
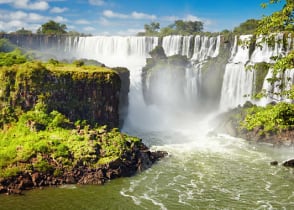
(0, 62, 126, 128)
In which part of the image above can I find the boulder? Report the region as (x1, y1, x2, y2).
(282, 159, 294, 167)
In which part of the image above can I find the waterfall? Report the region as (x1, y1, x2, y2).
(191, 35, 221, 61)
(220, 63, 254, 110)
(259, 68, 294, 105)
(219, 34, 293, 110)
(219, 35, 254, 110)
(64, 34, 293, 128)
(162, 35, 182, 56)
(184, 63, 202, 104)
(181, 35, 193, 58)
(250, 34, 284, 63)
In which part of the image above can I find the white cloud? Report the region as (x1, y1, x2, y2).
(50, 7, 67, 13)
(162, 16, 179, 22)
(75, 19, 91, 25)
(0, 0, 49, 11)
(89, 0, 104, 6)
(103, 10, 156, 20)
(131, 12, 156, 20)
(1, 10, 47, 23)
(98, 17, 111, 26)
(83, 26, 96, 32)
(53, 16, 68, 22)
(184, 14, 213, 26)
(0, 19, 39, 32)
(117, 28, 142, 36)
(184, 14, 202, 22)
(103, 10, 128, 19)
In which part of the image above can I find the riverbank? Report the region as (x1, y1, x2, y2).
(214, 101, 294, 147)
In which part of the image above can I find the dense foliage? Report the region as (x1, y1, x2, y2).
(241, 102, 294, 134)
(138, 20, 203, 36)
(0, 49, 28, 66)
(37, 20, 67, 35)
(233, 19, 260, 34)
(0, 103, 141, 178)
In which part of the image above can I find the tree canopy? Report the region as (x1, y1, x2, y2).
(37, 20, 67, 35)
(233, 19, 260, 34)
(13, 28, 33, 35)
(138, 20, 204, 36)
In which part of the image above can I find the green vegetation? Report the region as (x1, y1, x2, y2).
(0, 47, 137, 179)
(0, 103, 141, 178)
(255, 0, 294, 99)
(13, 28, 33, 35)
(37, 20, 67, 35)
(252, 62, 271, 94)
(233, 19, 260, 35)
(241, 102, 294, 135)
(138, 20, 203, 36)
(0, 49, 28, 66)
(0, 59, 120, 129)
(0, 38, 18, 52)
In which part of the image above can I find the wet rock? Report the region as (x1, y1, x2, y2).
(282, 159, 294, 168)
(0, 145, 167, 195)
(270, 161, 278, 166)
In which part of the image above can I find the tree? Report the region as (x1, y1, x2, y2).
(144, 22, 160, 36)
(170, 20, 203, 34)
(233, 19, 260, 34)
(255, 0, 294, 99)
(258, 0, 294, 34)
(37, 20, 67, 35)
(140, 20, 204, 36)
(14, 28, 33, 35)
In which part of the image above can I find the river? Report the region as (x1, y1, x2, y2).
(1, 129, 294, 209)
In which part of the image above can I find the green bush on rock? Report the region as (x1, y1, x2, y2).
(241, 102, 294, 134)
(0, 104, 142, 178)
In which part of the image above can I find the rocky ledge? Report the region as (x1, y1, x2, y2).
(0, 145, 167, 195)
(213, 102, 294, 147)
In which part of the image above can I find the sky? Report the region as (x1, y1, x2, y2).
(0, 0, 285, 36)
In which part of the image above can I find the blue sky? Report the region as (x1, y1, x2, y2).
(0, 0, 284, 35)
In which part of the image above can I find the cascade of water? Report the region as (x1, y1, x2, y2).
(66, 36, 162, 130)
(181, 35, 193, 58)
(162, 35, 182, 56)
(220, 63, 254, 110)
(219, 35, 254, 110)
(191, 35, 221, 61)
(250, 34, 285, 63)
(184, 63, 202, 104)
(259, 68, 294, 105)
(65, 34, 292, 129)
(220, 34, 293, 110)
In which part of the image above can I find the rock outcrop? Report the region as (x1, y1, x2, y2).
(0, 62, 127, 128)
(0, 145, 167, 195)
(214, 102, 294, 146)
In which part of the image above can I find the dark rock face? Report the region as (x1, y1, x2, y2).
(0, 34, 67, 51)
(283, 159, 294, 167)
(0, 65, 124, 128)
(142, 47, 189, 107)
(0, 148, 167, 195)
(112, 67, 130, 127)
